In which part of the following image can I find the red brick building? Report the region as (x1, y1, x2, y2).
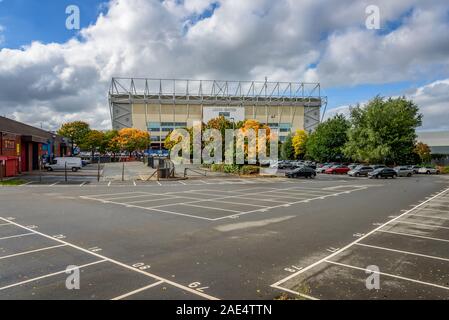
(0, 116, 69, 177)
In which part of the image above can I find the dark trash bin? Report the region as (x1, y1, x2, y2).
(148, 157, 154, 168)
(159, 168, 170, 179)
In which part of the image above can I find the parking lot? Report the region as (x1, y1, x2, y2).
(0, 174, 448, 299)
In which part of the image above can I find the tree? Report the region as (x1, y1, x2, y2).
(292, 129, 308, 159)
(113, 128, 150, 155)
(343, 96, 422, 164)
(80, 130, 105, 158)
(306, 115, 350, 162)
(281, 134, 295, 160)
(104, 130, 120, 155)
(57, 121, 90, 155)
(415, 142, 432, 164)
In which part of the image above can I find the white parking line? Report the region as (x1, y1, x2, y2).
(355, 243, 449, 262)
(0, 223, 11, 227)
(410, 213, 449, 220)
(271, 186, 449, 289)
(0, 216, 219, 300)
(325, 260, 449, 291)
(181, 203, 242, 213)
(395, 220, 449, 230)
(50, 182, 59, 187)
(80, 182, 87, 187)
(111, 280, 164, 300)
(0, 244, 67, 260)
(377, 229, 449, 243)
(0, 233, 36, 241)
(0, 260, 107, 291)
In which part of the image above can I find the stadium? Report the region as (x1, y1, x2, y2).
(109, 78, 326, 149)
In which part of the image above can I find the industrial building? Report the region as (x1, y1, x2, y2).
(109, 78, 326, 148)
(0, 116, 69, 177)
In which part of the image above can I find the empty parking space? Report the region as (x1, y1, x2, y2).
(272, 187, 449, 300)
(0, 217, 217, 300)
(79, 185, 369, 221)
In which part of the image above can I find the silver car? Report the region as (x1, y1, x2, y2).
(348, 165, 374, 177)
(394, 166, 413, 177)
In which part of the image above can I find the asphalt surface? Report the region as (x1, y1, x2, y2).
(0, 173, 448, 300)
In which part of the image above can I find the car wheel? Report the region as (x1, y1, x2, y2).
(72, 168, 78, 172)
(355, 173, 360, 177)
(437, 171, 440, 175)
(407, 173, 412, 177)
(47, 167, 53, 172)
(393, 174, 397, 179)
(427, 171, 431, 175)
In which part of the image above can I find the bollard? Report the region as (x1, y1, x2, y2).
(97, 157, 101, 182)
(65, 162, 68, 182)
(39, 159, 42, 184)
(122, 162, 125, 182)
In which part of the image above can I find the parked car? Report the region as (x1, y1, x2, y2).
(418, 166, 440, 175)
(368, 168, 398, 179)
(371, 164, 386, 170)
(348, 163, 360, 170)
(285, 166, 317, 179)
(316, 165, 332, 173)
(277, 161, 293, 170)
(394, 166, 413, 177)
(325, 165, 351, 175)
(408, 165, 421, 174)
(45, 157, 83, 172)
(348, 165, 374, 177)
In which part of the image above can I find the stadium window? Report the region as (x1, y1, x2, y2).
(219, 112, 231, 118)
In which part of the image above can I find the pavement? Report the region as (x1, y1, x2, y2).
(0, 173, 448, 300)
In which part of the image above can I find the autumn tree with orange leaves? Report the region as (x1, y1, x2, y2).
(112, 128, 150, 155)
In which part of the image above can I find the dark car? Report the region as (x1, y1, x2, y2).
(368, 168, 398, 179)
(371, 164, 387, 170)
(285, 166, 317, 179)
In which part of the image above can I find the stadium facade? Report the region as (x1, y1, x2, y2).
(109, 78, 326, 148)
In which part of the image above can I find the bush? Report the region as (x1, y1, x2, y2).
(209, 164, 260, 175)
(223, 164, 241, 174)
(210, 164, 224, 172)
(240, 165, 260, 175)
(441, 166, 449, 174)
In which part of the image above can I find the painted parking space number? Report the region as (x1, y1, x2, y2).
(284, 265, 302, 273)
(188, 282, 209, 292)
(132, 262, 151, 270)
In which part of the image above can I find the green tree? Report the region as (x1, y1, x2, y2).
(281, 134, 295, 160)
(80, 130, 105, 158)
(104, 130, 120, 155)
(305, 114, 350, 162)
(343, 97, 422, 164)
(57, 121, 90, 155)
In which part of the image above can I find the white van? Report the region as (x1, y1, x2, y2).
(45, 157, 82, 172)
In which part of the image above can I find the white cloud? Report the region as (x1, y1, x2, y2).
(0, 0, 448, 131)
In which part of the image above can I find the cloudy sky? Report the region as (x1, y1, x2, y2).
(0, 0, 448, 131)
